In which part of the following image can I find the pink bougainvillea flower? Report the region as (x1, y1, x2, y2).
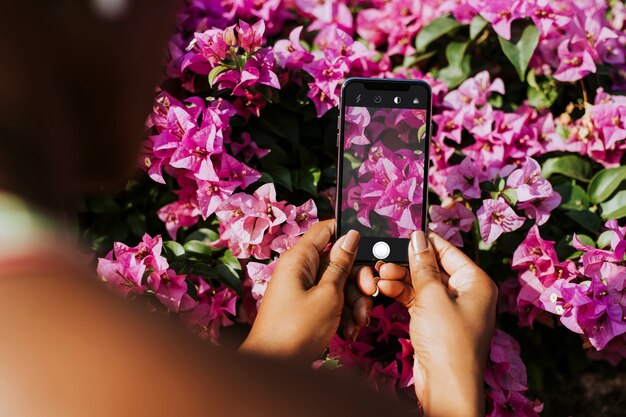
(445, 156, 486, 200)
(474, 0, 520, 40)
(487, 389, 543, 417)
(518, 191, 561, 226)
(274, 26, 314, 70)
(343, 106, 371, 148)
(477, 198, 526, 244)
(443, 70, 505, 109)
(506, 158, 553, 202)
(230, 132, 270, 162)
(237, 19, 265, 52)
(152, 270, 189, 313)
(485, 329, 528, 391)
(246, 258, 278, 305)
(429, 202, 476, 247)
(170, 124, 223, 181)
(553, 37, 597, 82)
(97, 255, 147, 297)
(158, 199, 201, 239)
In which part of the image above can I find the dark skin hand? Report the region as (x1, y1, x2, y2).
(240, 220, 372, 362)
(357, 231, 499, 417)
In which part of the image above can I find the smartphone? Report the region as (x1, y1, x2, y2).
(336, 78, 432, 264)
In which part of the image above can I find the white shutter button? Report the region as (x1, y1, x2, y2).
(372, 241, 390, 260)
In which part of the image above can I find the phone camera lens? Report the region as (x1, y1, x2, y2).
(394, 96, 401, 104)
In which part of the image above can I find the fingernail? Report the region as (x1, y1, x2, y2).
(372, 286, 379, 297)
(341, 230, 360, 254)
(374, 261, 384, 272)
(411, 230, 428, 253)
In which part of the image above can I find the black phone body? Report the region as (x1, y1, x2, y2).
(336, 78, 432, 264)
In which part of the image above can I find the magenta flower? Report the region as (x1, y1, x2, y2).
(476, 0, 520, 40)
(429, 203, 476, 247)
(343, 106, 371, 149)
(152, 270, 189, 313)
(477, 198, 526, 244)
(246, 258, 278, 306)
(443, 70, 505, 109)
(274, 26, 314, 70)
(170, 124, 223, 181)
(487, 389, 543, 417)
(553, 37, 597, 82)
(445, 157, 486, 200)
(158, 199, 201, 239)
(237, 20, 265, 52)
(506, 158, 553, 202)
(485, 329, 528, 392)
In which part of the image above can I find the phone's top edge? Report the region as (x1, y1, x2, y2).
(342, 77, 432, 90)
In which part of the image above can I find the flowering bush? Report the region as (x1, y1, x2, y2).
(79, 0, 626, 415)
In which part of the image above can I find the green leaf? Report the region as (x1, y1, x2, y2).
(600, 190, 626, 220)
(438, 41, 471, 89)
(185, 228, 219, 244)
(216, 250, 242, 293)
(208, 65, 228, 88)
(576, 234, 596, 248)
(344, 152, 362, 171)
(526, 71, 558, 109)
(597, 230, 614, 249)
(219, 250, 241, 272)
(554, 181, 589, 211)
(417, 124, 427, 142)
(497, 24, 540, 81)
(502, 188, 518, 206)
(293, 166, 321, 195)
(565, 210, 601, 233)
(469, 15, 488, 40)
(541, 155, 592, 182)
(587, 166, 626, 203)
(265, 166, 293, 191)
(401, 50, 437, 68)
(163, 241, 185, 258)
(415, 14, 462, 52)
(183, 240, 216, 257)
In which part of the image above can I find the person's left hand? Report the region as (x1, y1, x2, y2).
(239, 220, 372, 362)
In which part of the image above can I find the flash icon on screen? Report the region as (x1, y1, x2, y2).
(356, 94, 362, 103)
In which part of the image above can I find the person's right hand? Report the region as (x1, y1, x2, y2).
(357, 231, 498, 417)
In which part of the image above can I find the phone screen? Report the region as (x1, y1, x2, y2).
(337, 79, 431, 264)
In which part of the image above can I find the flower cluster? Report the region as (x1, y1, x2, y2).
(554, 88, 626, 167)
(144, 92, 263, 239)
(486, 330, 544, 417)
(341, 107, 427, 238)
(430, 71, 561, 245)
(97, 234, 238, 342)
(215, 183, 318, 259)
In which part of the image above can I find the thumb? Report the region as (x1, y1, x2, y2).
(408, 230, 446, 296)
(318, 229, 360, 290)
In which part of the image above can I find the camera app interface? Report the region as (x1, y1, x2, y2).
(340, 85, 428, 239)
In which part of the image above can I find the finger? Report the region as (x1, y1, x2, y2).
(355, 266, 378, 297)
(427, 232, 496, 306)
(318, 229, 360, 290)
(378, 263, 410, 283)
(341, 305, 358, 342)
(408, 230, 446, 296)
(293, 219, 335, 254)
(427, 232, 483, 278)
(272, 220, 335, 290)
(376, 280, 415, 307)
(345, 281, 372, 328)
